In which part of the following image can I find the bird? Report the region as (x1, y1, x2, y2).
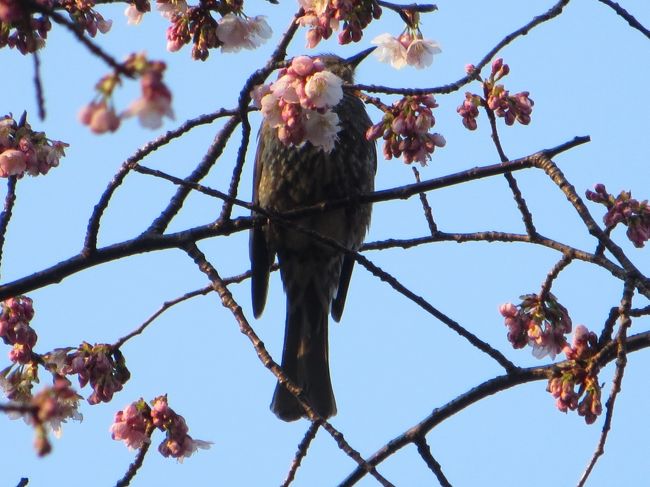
(250, 48, 377, 421)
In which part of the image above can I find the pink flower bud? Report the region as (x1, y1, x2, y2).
(491, 58, 503, 75)
(499, 302, 518, 318)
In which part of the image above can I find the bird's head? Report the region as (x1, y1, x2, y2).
(316, 47, 376, 83)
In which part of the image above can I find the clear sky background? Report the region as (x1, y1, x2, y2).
(1, 1, 649, 486)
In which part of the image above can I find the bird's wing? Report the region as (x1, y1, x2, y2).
(331, 254, 354, 322)
(331, 120, 377, 323)
(250, 124, 274, 318)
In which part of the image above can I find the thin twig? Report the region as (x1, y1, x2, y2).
(83, 108, 241, 253)
(27, 1, 131, 77)
(0, 137, 593, 300)
(577, 280, 635, 487)
(412, 167, 438, 235)
(413, 437, 452, 487)
(0, 176, 18, 277)
(539, 252, 574, 302)
(218, 9, 303, 222)
(140, 136, 590, 221)
(31, 50, 45, 120)
(598, 306, 619, 347)
(153, 163, 515, 368)
(182, 243, 394, 486)
(376, 0, 438, 15)
(340, 329, 650, 486)
(485, 101, 537, 236)
(532, 155, 647, 287)
(353, 249, 515, 370)
(281, 421, 322, 487)
(351, 0, 570, 95)
(145, 116, 241, 234)
(362, 229, 650, 300)
(0, 402, 37, 415)
(594, 226, 613, 258)
(16, 479, 28, 487)
(111, 266, 275, 350)
(114, 426, 155, 487)
(596, 0, 650, 39)
(630, 304, 650, 317)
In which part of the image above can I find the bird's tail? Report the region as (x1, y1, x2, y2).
(271, 279, 336, 421)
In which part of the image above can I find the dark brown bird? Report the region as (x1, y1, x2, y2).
(250, 49, 376, 421)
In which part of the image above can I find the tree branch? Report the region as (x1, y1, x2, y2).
(340, 329, 650, 486)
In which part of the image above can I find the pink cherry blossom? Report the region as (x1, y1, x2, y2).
(304, 70, 343, 108)
(123, 70, 174, 129)
(110, 401, 151, 450)
(259, 55, 346, 152)
(373, 32, 441, 69)
(260, 93, 284, 127)
(156, 0, 187, 20)
(304, 110, 340, 152)
(0, 149, 27, 177)
(124, 4, 144, 25)
(405, 38, 441, 69)
(217, 14, 272, 53)
(150, 395, 212, 461)
(372, 33, 407, 69)
(79, 102, 121, 134)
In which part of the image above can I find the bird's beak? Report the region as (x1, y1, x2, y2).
(345, 47, 376, 68)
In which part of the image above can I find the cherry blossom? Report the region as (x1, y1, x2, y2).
(0, 115, 67, 177)
(257, 55, 345, 152)
(216, 14, 272, 53)
(124, 4, 145, 25)
(110, 400, 152, 450)
(78, 101, 121, 134)
(0, 149, 26, 177)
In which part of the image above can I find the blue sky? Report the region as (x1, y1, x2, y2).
(1, 1, 649, 486)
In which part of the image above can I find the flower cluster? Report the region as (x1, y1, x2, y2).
(365, 95, 445, 165)
(79, 53, 174, 133)
(0, 0, 52, 53)
(0, 297, 39, 404)
(458, 59, 534, 130)
(160, 0, 271, 60)
(60, 0, 113, 37)
(372, 31, 440, 70)
(548, 368, 602, 425)
(0, 115, 68, 178)
(457, 93, 480, 131)
(585, 184, 650, 248)
(256, 55, 345, 152)
(500, 296, 603, 424)
(60, 342, 131, 405)
(28, 377, 83, 455)
(0, 0, 114, 52)
(548, 325, 601, 424)
(298, 0, 381, 48)
(0, 296, 37, 364)
(111, 396, 211, 461)
(110, 399, 152, 450)
(499, 293, 572, 359)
